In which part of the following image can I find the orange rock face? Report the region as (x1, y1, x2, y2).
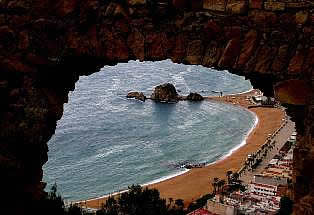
(288, 50, 305, 75)
(274, 80, 312, 105)
(237, 30, 257, 68)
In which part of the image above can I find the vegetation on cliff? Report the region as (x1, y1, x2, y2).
(97, 185, 186, 215)
(40, 184, 192, 215)
(38, 183, 91, 215)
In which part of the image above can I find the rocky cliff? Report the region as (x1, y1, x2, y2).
(0, 0, 313, 214)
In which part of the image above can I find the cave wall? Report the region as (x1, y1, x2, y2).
(0, 0, 313, 213)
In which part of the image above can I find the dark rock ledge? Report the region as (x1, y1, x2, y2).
(127, 91, 146, 101)
(127, 83, 203, 103)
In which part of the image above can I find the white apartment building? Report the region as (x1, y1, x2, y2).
(249, 182, 278, 197)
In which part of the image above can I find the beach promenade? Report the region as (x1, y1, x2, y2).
(80, 90, 286, 209)
(240, 117, 295, 184)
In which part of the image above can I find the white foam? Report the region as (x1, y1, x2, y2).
(95, 145, 132, 159)
(176, 114, 202, 129)
(225, 87, 254, 96)
(112, 78, 121, 90)
(172, 72, 190, 92)
(75, 189, 129, 204)
(141, 169, 190, 186)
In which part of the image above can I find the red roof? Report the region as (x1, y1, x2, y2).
(187, 208, 217, 215)
(252, 182, 277, 189)
(264, 170, 281, 175)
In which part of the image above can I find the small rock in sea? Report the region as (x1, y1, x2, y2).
(186, 92, 204, 101)
(126, 92, 146, 101)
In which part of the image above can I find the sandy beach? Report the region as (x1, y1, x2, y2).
(80, 90, 285, 209)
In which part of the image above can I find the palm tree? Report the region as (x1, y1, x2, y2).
(217, 181, 221, 192)
(252, 153, 257, 162)
(211, 182, 217, 194)
(232, 173, 239, 183)
(212, 177, 219, 194)
(168, 197, 174, 208)
(175, 199, 184, 209)
(226, 170, 233, 184)
(218, 180, 226, 193)
(249, 157, 254, 167)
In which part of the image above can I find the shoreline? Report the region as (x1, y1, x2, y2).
(79, 89, 285, 209)
(76, 168, 191, 204)
(207, 111, 258, 167)
(224, 87, 255, 96)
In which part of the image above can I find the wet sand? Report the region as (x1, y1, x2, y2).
(80, 90, 285, 208)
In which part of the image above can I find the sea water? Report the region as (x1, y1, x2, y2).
(43, 60, 255, 201)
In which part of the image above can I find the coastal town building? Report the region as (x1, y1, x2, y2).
(253, 174, 288, 186)
(202, 132, 296, 214)
(187, 208, 217, 215)
(249, 182, 278, 197)
(252, 95, 277, 106)
(252, 95, 264, 103)
(205, 198, 239, 215)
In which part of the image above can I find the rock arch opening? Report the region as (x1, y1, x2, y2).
(43, 59, 255, 201)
